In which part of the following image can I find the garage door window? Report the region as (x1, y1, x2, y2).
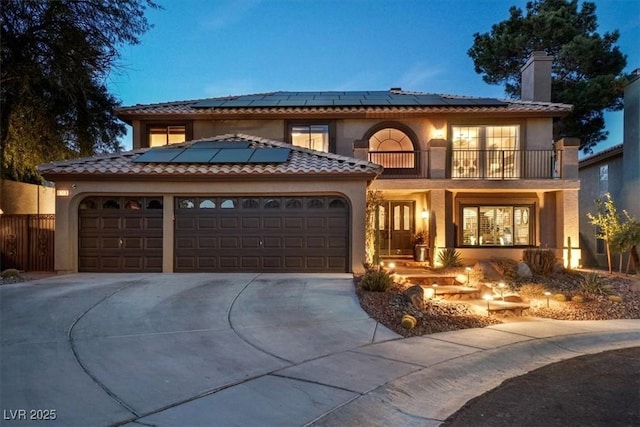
(103, 199, 120, 209)
(308, 198, 324, 209)
(125, 200, 142, 210)
(199, 199, 216, 208)
(329, 199, 347, 209)
(242, 199, 259, 209)
(178, 198, 195, 209)
(286, 199, 302, 209)
(264, 199, 280, 209)
(147, 199, 163, 209)
(221, 199, 236, 209)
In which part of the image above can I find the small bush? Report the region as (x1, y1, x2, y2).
(608, 295, 623, 303)
(553, 293, 567, 302)
(517, 283, 547, 297)
(401, 314, 417, 329)
(571, 295, 584, 303)
(491, 257, 518, 281)
(360, 268, 393, 292)
(580, 272, 612, 296)
(438, 248, 462, 268)
(523, 248, 556, 275)
(1, 268, 22, 279)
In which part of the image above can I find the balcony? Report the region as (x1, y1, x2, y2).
(368, 149, 561, 179)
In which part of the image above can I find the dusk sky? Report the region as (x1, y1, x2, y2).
(108, 0, 640, 154)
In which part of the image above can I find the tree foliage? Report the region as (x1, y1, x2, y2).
(468, 0, 627, 153)
(587, 193, 639, 274)
(1, 0, 160, 183)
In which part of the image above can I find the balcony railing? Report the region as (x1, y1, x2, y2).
(368, 151, 430, 178)
(368, 149, 561, 179)
(452, 149, 560, 179)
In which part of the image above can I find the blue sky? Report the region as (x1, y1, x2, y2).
(109, 0, 640, 153)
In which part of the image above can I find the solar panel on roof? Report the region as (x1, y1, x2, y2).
(170, 148, 220, 163)
(133, 148, 184, 163)
(191, 141, 251, 149)
(209, 148, 255, 163)
(248, 148, 291, 163)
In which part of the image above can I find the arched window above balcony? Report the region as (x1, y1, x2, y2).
(366, 124, 418, 171)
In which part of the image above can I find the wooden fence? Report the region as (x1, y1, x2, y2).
(0, 215, 55, 272)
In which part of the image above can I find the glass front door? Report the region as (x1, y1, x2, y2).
(378, 201, 415, 255)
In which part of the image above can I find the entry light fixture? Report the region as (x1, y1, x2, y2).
(421, 209, 429, 220)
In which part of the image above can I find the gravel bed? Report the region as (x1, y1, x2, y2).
(355, 270, 640, 337)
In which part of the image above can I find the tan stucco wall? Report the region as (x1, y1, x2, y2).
(0, 180, 56, 215)
(525, 118, 553, 149)
(52, 178, 369, 274)
(198, 120, 285, 141)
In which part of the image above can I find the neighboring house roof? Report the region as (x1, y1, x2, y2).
(116, 89, 572, 122)
(579, 144, 624, 169)
(37, 134, 383, 181)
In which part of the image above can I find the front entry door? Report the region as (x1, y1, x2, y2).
(378, 201, 415, 255)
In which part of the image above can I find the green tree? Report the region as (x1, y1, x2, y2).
(1, 0, 160, 183)
(609, 216, 640, 275)
(586, 193, 622, 273)
(468, 0, 627, 153)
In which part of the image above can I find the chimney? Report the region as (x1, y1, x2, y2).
(521, 51, 553, 102)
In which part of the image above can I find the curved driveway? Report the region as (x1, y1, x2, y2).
(1, 273, 638, 426)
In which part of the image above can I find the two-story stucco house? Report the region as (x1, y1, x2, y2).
(39, 52, 581, 274)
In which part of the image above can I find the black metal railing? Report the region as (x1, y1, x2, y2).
(369, 149, 561, 179)
(451, 149, 560, 179)
(368, 151, 429, 178)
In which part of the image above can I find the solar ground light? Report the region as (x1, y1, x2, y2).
(431, 283, 438, 299)
(544, 291, 552, 307)
(483, 294, 494, 316)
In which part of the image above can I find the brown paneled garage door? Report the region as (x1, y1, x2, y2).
(78, 196, 163, 272)
(174, 196, 350, 272)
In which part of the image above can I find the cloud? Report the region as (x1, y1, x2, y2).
(397, 64, 444, 90)
(199, 0, 262, 31)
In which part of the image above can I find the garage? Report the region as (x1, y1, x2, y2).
(174, 195, 349, 272)
(78, 196, 163, 272)
(40, 134, 381, 274)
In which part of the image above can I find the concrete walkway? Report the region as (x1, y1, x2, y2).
(0, 273, 638, 427)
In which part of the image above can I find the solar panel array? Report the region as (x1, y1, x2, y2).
(192, 91, 508, 108)
(133, 140, 291, 164)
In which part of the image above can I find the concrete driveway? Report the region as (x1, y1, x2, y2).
(1, 273, 639, 427)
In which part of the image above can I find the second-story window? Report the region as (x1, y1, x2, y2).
(290, 124, 330, 152)
(452, 125, 520, 179)
(368, 127, 416, 169)
(148, 125, 186, 147)
(599, 165, 609, 195)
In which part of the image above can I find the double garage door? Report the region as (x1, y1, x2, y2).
(78, 195, 349, 273)
(174, 196, 349, 272)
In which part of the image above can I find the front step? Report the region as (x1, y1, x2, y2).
(468, 299, 531, 317)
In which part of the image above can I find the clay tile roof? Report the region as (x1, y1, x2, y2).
(115, 90, 572, 118)
(38, 134, 383, 180)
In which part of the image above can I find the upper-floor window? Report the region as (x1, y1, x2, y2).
(148, 125, 186, 147)
(599, 165, 609, 196)
(368, 127, 416, 169)
(452, 125, 520, 179)
(289, 124, 330, 152)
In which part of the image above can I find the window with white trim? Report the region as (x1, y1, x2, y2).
(452, 125, 520, 179)
(461, 205, 531, 246)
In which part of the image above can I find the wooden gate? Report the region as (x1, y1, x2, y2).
(0, 215, 55, 271)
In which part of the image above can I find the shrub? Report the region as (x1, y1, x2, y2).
(571, 295, 584, 303)
(553, 293, 567, 302)
(523, 248, 556, 275)
(580, 272, 612, 296)
(491, 257, 518, 281)
(1, 268, 22, 279)
(401, 314, 417, 329)
(608, 295, 623, 303)
(438, 248, 462, 268)
(360, 268, 393, 292)
(517, 283, 547, 297)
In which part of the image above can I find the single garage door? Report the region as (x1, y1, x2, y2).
(78, 196, 163, 272)
(174, 196, 349, 272)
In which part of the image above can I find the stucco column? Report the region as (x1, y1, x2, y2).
(428, 138, 448, 179)
(429, 188, 447, 264)
(352, 139, 369, 162)
(162, 195, 174, 273)
(556, 137, 580, 179)
(556, 189, 581, 268)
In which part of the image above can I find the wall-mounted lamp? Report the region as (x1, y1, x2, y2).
(421, 209, 429, 220)
(434, 128, 444, 139)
